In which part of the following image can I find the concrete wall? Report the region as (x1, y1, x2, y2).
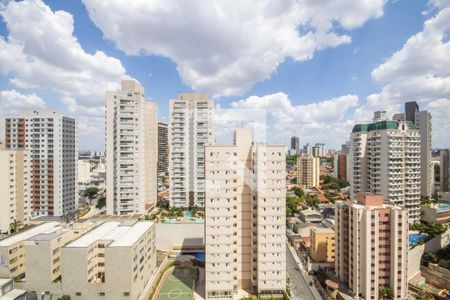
(421, 264, 450, 289)
(408, 229, 450, 281)
(155, 223, 204, 251)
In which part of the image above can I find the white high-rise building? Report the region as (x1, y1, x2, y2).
(2, 110, 77, 217)
(106, 80, 158, 215)
(393, 102, 433, 197)
(205, 129, 286, 299)
(349, 115, 421, 222)
(169, 93, 214, 207)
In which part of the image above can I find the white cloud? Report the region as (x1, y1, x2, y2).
(0, 89, 46, 115)
(82, 0, 386, 97)
(0, 0, 129, 149)
(226, 92, 358, 148)
(363, 2, 450, 147)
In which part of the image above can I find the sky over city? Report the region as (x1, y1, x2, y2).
(0, 0, 449, 150)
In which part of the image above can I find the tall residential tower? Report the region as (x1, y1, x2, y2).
(169, 93, 214, 207)
(205, 129, 286, 299)
(394, 101, 433, 197)
(335, 193, 408, 300)
(349, 114, 421, 222)
(106, 80, 158, 215)
(2, 110, 77, 217)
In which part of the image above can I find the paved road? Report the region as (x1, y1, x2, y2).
(286, 244, 322, 300)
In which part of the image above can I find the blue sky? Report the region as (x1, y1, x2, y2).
(0, 0, 449, 150)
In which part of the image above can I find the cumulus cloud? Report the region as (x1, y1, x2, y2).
(223, 92, 358, 147)
(0, 0, 130, 149)
(82, 0, 386, 97)
(359, 1, 450, 146)
(0, 89, 46, 115)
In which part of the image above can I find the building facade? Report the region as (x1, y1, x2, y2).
(297, 156, 320, 188)
(441, 149, 450, 193)
(205, 129, 286, 299)
(106, 80, 158, 215)
(169, 93, 214, 207)
(290, 135, 299, 154)
(394, 102, 433, 197)
(2, 110, 77, 217)
(62, 221, 156, 300)
(335, 193, 408, 300)
(312, 143, 326, 157)
(349, 117, 421, 222)
(333, 153, 348, 181)
(0, 142, 30, 234)
(0, 222, 63, 279)
(309, 227, 335, 263)
(157, 122, 168, 175)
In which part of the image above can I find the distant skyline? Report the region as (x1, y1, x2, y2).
(0, 0, 449, 150)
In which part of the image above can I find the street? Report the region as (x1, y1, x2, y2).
(286, 244, 322, 300)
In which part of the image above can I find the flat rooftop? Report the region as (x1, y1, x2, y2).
(0, 222, 60, 247)
(66, 221, 153, 248)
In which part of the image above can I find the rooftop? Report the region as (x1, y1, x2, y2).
(66, 221, 153, 248)
(0, 222, 60, 247)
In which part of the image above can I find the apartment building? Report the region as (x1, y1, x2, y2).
(61, 221, 156, 300)
(23, 223, 88, 295)
(309, 227, 335, 263)
(312, 143, 326, 157)
(157, 122, 169, 175)
(106, 80, 158, 215)
(441, 149, 450, 192)
(393, 101, 433, 197)
(0, 142, 30, 234)
(2, 110, 77, 217)
(205, 128, 286, 299)
(78, 160, 91, 183)
(169, 93, 214, 207)
(333, 152, 348, 181)
(335, 193, 408, 300)
(349, 116, 421, 222)
(297, 156, 320, 188)
(0, 222, 62, 279)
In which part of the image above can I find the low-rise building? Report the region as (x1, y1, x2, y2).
(61, 221, 156, 300)
(0, 278, 27, 300)
(421, 204, 450, 224)
(309, 227, 335, 263)
(298, 209, 322, 223)
(0, 222, 62, 279)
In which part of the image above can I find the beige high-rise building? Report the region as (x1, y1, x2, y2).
(335, 193, 408, 300)
(350, 115, 421, 222)
(297, 156, 320, 188)
(205, 129, 286, 299)
(0, 142, 30, 234)
(1, 110, 78, 217)
(106, 80, 158, 215)
(169, 93, 214, 207)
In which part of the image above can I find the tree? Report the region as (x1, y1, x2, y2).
(290, 177, 298, 184)
(378, 287, 394, 299)
(96, 195, 106, 209)
(9, 219, 22, 234)
(83, 187, 99, 199)
(58, 295, 71, 300)
(305, 195, 319, 207)
(292, 187, 305, 198)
